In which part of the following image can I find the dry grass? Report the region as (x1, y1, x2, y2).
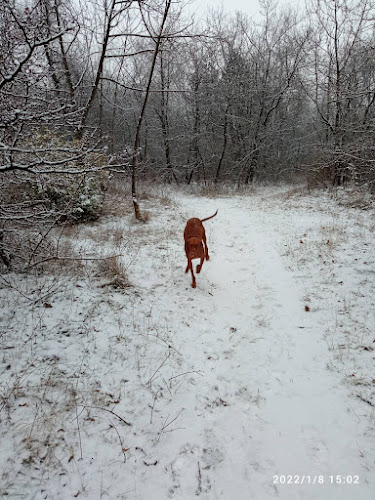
(336, 187, 375, 210)
(319, 222, 348, 248)
(97, 256, 132, 289)
(102, 176, 177, 220)
(282, 186, 307, 200)
(101, 175, 133, 217)
(112, 225, 125, 246)
(200, 182, 237, 198)
(138, 183, 178, 208)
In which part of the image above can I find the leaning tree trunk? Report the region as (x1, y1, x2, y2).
(75, 0, 116, 139)
(131, 0, 172, 220)
(215, 102, 230, 184)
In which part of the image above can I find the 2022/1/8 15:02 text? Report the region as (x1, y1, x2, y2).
(273, 475, 360, 485)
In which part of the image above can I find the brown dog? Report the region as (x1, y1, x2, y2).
(184, 210, 218, 288)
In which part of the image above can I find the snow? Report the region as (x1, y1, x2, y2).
(1, 185, 374, 499)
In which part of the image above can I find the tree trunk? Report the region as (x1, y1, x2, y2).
(131, 0, 172, 220)
(75, 0, 116, 139)
(215, 102, 230, 184)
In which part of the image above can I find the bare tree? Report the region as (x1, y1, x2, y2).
(305, 0, 375, 186)
(0, 0, 108, 269)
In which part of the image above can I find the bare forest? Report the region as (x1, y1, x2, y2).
(2, 0, 375, 234)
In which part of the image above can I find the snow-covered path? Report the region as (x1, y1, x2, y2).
(206, 198, 370, 499)
(133, 194, 374, 499)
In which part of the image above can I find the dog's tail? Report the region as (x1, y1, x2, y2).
(201, 210, 218, 223)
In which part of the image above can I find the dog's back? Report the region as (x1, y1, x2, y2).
(184, 218, 204, 241)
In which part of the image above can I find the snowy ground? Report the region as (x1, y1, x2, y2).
(1, 185, 375, 499)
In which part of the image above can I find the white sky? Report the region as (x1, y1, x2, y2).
(187, 0, 298, 21)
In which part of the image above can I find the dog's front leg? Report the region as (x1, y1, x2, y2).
(196, 254, 204, 273)
(191, 269, 196, 287)
(185, 258, 196, 287)
(189, 259, 196, 288)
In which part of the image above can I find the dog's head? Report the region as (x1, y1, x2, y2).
(187, 237, 204, 259)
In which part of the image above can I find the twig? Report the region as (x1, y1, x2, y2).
(27, 221, 58, 268)
(169, 370, 203, 382)
(32, 276, 74, 305)
(357, 395, 375, 407)
(196, 461, 202, 495)
(139, 329, 181, 356)
(76, 405, 83, 460)
(82, 405, 132, 426)
(108, 419, 127, 464)
(25, 254, 122, 271)
(146, 351, 171, 386)
(156, 409, 183, 443)
(150, 389, 161, 424)
(28, 401, 40, 440)
(162, 377, 173, 398)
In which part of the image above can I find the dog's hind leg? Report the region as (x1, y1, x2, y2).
(185, 242, 190, 273)
(202, 231, 209, 260)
